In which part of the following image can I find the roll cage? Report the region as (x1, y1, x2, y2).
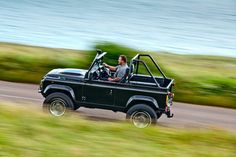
(129, 54, 167, 87)
(86, 50, 168, 87)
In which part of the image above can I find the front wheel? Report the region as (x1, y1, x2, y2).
(43, 92, 74, 117)
(126, 104, 157, 128)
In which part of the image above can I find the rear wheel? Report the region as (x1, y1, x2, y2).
(43, 92, 74, 116)
(126, 104, 157, 128)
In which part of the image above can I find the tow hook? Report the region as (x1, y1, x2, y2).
(167, 111, 174, 118)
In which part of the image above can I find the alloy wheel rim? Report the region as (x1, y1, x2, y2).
(131, 111, 151, 128)
(49, 99, 66, 116)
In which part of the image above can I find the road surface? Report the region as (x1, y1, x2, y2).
(0, 80, 236, 131)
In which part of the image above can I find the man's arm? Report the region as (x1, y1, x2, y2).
(103, 63, 117, 71)
(108, 77, 121, 82)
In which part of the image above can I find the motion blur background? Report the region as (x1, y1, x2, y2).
(0, 1, 236, 156)
(0, 0, 236, 56)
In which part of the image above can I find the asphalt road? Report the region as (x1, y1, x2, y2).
(1, 80, 236, 131)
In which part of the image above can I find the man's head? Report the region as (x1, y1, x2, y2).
(118, 55, 127, 65)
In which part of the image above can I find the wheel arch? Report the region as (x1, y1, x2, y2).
(125, 95, 159, 112)
(43, 84, 76, 101)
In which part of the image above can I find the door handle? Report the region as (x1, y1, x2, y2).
(109, 89, 113, 95)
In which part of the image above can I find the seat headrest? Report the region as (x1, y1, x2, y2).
(125, 67, 130, 75)
(130, 64, 134, 74)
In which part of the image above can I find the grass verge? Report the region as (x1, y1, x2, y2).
(0, 103, 236, 157)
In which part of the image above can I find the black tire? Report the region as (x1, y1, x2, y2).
(126, 104, 157, 128)
(43, 92, 74, 116)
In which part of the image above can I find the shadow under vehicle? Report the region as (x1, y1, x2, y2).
(39, 50, 175, 128)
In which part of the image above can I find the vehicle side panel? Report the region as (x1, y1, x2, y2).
(83, 81, 115, 106)
(114, 84, 167, 110)
(42, 78, 169, 113)
(42, 79, 83, 103)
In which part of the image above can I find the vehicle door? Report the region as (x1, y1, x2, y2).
(82, 80, 115, 107)
(113, 82, 134, 108)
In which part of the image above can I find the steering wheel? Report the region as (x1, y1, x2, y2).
(98, 64, 111, 79)
(89, 60, 111, 80)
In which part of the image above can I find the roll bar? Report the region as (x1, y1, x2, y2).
(132, 54, 166, 79)
(130, 54, 167, 87)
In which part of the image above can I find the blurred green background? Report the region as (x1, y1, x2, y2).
(0, 42, 235, 108)
(0, 104, 236, 157)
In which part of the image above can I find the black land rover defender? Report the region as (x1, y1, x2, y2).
(39, 50, 174, 128)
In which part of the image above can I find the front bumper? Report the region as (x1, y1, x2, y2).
(38, 79, 44, 93)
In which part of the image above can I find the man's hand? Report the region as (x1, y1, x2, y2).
(103, 63, 117, 71)
(108, 77, 113, 81)
(108, 77, 121, 82)
(103, 63, 108, 68)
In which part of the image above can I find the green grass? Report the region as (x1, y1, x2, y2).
(0, 42, 236, 108)
(0, 103, 236, 157)
(0, 42, 95, 83)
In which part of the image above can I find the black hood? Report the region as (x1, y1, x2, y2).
(47, 68, 87, 77)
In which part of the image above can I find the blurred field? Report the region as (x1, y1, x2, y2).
(0, 42, 236, 108)
(0, 42, 94, 83)
(0, 103, 236, 157)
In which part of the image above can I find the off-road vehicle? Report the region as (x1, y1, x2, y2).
(39, 50, 174, 128)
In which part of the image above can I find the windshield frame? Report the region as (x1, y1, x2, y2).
(96, 52, 107, 60)
(85, 52, 107, 79)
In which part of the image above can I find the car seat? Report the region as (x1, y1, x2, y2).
(120, 68, 130, 83)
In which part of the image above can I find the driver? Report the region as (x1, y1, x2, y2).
(103, 55, 128, 82)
